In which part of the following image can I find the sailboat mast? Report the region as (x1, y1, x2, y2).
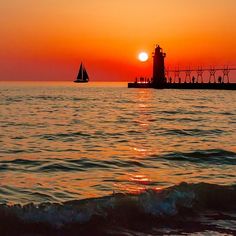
(77, 63, 83, 80)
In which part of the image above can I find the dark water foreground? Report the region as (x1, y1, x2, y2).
(1, 183, 236, 235)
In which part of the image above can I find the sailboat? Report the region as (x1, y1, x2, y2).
(74, 63, 89, 83)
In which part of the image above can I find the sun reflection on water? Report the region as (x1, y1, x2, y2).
(1, 84, 236, 204)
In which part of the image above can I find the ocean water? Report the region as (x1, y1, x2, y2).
(0, 81, 236, 235)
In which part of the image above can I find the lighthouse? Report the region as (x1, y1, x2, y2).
(153, 45, 166, 86)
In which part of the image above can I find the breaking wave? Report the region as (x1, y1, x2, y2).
(1, 182, 236, 235)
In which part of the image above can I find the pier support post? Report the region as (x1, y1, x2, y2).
(209, 67, 216, 83)
(196, 67, 204, 83)
(223, 66, 230, 83)
(174, 69, 180, 83)
(184, 70, 191, 83)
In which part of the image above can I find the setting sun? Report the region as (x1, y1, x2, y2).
(138, 52, 149, 62)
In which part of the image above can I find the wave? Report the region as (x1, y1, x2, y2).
(161, 149, 236, 165)
(38, 131, 91, 141)
(1, 149, 235, 174)
(164, 128, 226, 136)
(1, 183, 236, 235)
(146, 149, 236, 165)
(0, 157, 149, 173)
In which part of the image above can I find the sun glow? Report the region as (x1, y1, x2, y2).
(138, 52, 149, 62)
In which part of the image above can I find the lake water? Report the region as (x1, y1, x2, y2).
(0, 82, 236, 235)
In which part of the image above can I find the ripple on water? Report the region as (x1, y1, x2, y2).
(0, 84, 236, 208)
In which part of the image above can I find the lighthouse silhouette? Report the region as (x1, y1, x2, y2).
(153, 45, 166, 86)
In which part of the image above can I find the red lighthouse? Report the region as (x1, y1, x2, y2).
(153, 45, 166, 86)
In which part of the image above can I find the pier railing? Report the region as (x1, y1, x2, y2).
(166, 66, 236, 83)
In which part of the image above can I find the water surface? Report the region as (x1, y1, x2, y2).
(0, 82, 236, 235)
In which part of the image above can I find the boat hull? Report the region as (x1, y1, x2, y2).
(74, 80, 89, 83)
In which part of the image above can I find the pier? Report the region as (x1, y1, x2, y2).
(128, 45, 236, 90)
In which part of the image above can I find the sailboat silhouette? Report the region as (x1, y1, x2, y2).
(74, 63, 89, 83)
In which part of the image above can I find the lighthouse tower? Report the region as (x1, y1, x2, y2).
(153, 45, 166, 86)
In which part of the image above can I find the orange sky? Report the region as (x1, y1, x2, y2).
(0, 0, 236, 81)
